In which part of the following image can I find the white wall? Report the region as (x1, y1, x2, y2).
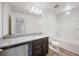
(0, 2, 2, 38)
(39, 11, 57, 40)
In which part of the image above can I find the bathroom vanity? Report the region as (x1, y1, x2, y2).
(0, 35, 48, 56)
(28, 37, 48, 56)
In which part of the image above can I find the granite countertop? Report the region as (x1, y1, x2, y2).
(0, 34, 48, 49)
(3, 33, 42, 39)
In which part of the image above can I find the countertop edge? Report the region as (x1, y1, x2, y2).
(0, 35, 48, 49)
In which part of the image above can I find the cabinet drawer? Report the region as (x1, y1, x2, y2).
(33, 50, 41, 54)
(33, 47, 42, 52)
(32, 39, 42, 45)
(32, 45, 41, 50)
(32, 49, 42, 56)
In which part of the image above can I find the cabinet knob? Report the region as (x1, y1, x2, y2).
(0, 49, 3, 52)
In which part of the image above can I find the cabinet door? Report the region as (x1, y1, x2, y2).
(32, 37, 48, 56)
(32, 39, 43, 56)
(0, 44, 28, 56)
(42, 38, 48, 56)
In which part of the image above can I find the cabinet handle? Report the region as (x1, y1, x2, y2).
(0, 49, 3, 52)
(43, 45, 44, 49)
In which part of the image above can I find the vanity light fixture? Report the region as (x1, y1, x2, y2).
(30, 6, 42, 15)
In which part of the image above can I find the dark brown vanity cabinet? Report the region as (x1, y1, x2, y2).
(28, 37, 48, 56)
(42, 38, 48, 56)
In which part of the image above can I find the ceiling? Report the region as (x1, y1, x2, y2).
(8, 2, 79, 14)
(53, 2, 79, 14)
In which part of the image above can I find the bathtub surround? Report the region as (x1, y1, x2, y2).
(56, 6, 79, 54)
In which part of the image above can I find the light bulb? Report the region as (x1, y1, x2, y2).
(30, 7, 35, 12)
(66, 11, 70, 14)
(39, 10, 42, 14)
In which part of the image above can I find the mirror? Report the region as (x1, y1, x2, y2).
(2, 2, 42, 39)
